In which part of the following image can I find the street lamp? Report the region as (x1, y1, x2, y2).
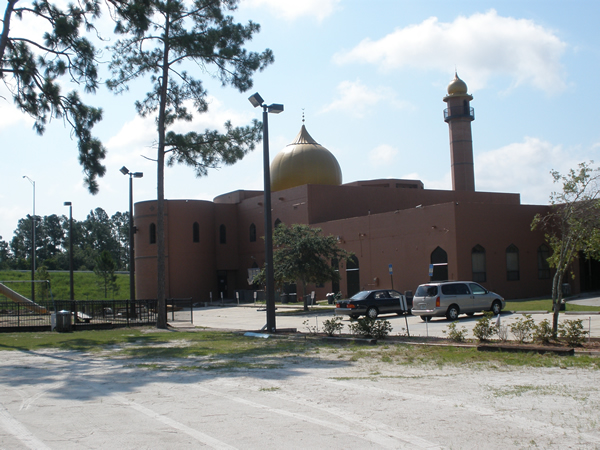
(248, 92, 284, 333)
(120, 166, 143, 309)
(63, 202, 74, 301)
(23, 175, 35, 301)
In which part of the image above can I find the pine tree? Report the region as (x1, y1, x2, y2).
(107, 0, 273, 328)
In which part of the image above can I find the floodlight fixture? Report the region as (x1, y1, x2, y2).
(268, 104, 284, 114)
(120, 166, 129, 175)
(248, 92, 264, 108)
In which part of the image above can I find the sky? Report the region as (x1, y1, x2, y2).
(1, 0, 599, 242)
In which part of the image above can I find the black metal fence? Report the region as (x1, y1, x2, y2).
(0, 299, 158, 332)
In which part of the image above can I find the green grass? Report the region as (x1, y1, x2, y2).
(0, 328, 598, 371)
(0, 270, 129, 301)
(505, 298, 600, 312)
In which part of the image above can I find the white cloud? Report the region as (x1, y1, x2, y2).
(320, 80, 402, 117)
(244, 0, 340, 21)
(475, 137, 581, 204)
(369, 144, 398, 167)
(334, 10, 567, 94)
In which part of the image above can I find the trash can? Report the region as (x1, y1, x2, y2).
(281, 293, 289, 304)
(561, 283, 571, 297)
(326, 293, 335, 304)
(56, 310, 72, 333)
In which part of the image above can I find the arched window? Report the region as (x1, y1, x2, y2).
(149, 223, 156, 244)
(219, 224, 226, 244)
(192, 222, 200, 243)
(506, 244, 520, 281)
(430, 246, 448, 281)
(471, 245, 486, 282)
(538, 244, 551, 279)
(249, 223, 257, 242)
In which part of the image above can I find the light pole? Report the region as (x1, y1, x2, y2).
(248, 92, 284, 333)
(23, 175, 35, 301)
(120, 166, 143, 309)
(63, 202, 74, 301)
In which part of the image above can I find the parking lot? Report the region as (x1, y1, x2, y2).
(172, 299, 600, 340)
(1, 298, 600, 449)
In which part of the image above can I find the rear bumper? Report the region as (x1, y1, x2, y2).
(334, 308, 363, 316)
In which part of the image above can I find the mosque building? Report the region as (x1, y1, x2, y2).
(133, 74, 598, 303)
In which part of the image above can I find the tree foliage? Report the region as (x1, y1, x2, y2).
(261, 223, 353, 311)
(3, 208, 130, 271)
(0, 0, 111, 192)
(532, 161, 600, 335)
(94, 249, 118, 298)
(107, 0, 273, 328)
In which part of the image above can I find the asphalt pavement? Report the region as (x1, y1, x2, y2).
(172, 295, 600, 340)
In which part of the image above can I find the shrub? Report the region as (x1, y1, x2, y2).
(443, 321, 468, 342)
(558, 319, 588, 346)
(532, 319, 554, 345)
(348, 317, 392, 339)
(322, 316, 344, 336)
(472, 312, 497, 342)
(302, 318, 319, 335)
(510, 314, 536, 343)
(497, 325, 509, 342)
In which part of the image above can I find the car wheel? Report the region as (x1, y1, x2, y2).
(366, 307, 378, 319)
(349, 314, 359, 320)
(420, 316, 431, 322)
(446, 305, 460, 321)
(491, 300, 502, 315)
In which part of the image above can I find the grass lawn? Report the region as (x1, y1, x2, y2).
(0, 327, 598, 370)
(505, 298, 600, 312)
(0, 270, 130, 301)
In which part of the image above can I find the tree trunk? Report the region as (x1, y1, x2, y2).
(155, 15, 171, 330)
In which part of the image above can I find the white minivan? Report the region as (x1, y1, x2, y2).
(411, 281, 504, 321)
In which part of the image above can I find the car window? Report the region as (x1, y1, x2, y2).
(374, 292, 388, 299)
(441, 284, 457, 295)
(416, 285, 437, 297)
(456, 283, 470, 295)
(350, 291, 370, 300)
(469, 283, 487, 295)
(388, 290, 401, 298)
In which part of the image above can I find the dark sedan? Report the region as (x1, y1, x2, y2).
(334, 289, 411, 319)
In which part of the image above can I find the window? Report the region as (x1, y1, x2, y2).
(506, 244, 520, 281)
(193, 222, 199, 243)
(249, 223, 256, 242)
(219, 224, 226, 244)
(538, 244, 551, 279)
(430, 246, 448, 281)
(149, 223, 156, 244)
(471, 245, 486, 282)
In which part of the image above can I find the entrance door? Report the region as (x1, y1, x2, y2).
(346, 256, 360, 297)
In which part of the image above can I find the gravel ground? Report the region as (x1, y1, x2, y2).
(1, 342, 600, 449)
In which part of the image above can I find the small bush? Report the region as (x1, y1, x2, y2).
(558, 319, 588, 346)
(472, 312, 497, 342)
(497, 325, 509, 342)
(302, 318, 319, 335)
(443, 321, 468, 342)
(532, 319, 554, 345)
(348, 317, 392, 339)
(510, 314, 536, 343)
(322, 316, 344, 336)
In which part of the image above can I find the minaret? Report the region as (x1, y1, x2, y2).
(443, 73, 475, 191)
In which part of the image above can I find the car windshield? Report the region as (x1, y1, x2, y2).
(350, 291, 370, 300)
(415, 285, 437, 297)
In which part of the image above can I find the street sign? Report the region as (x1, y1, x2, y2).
(429, 264, 434, 277)
(388, 264, 393, 275)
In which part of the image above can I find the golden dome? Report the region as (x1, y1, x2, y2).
(447, 72, 468, 96)
(270, 125, 342, 192)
